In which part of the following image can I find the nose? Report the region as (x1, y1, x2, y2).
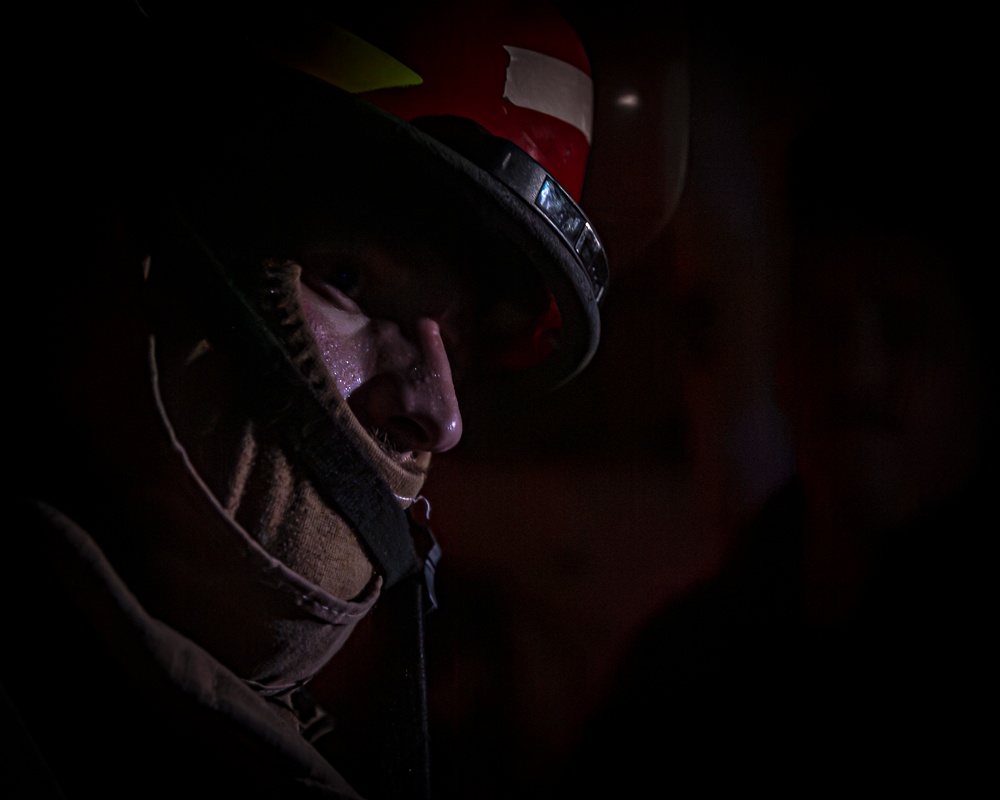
(348, 317, 464, 454)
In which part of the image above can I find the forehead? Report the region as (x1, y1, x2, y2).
(294, 192, 546, 300)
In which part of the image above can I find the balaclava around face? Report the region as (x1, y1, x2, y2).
(90, 205, 431, 696)
(64, 7, 546, 698)
(153, 252, 430, 602)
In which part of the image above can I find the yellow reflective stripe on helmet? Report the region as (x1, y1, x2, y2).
(273, 24, 422, 94)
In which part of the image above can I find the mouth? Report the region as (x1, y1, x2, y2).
(367, 424, 428, 470)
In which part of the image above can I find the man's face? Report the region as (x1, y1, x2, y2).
(296, 230, 479, 461)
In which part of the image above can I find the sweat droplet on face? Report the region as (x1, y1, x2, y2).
(318, 330, 371, 398)
(300, 285, 374, 399)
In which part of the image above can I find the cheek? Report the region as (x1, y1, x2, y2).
(299, 285, 374, 399)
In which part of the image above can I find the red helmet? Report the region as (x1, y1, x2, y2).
(139, 0, 608, 391)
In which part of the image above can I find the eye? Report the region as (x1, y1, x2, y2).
(326, 262, 361, 299)
(299, 254, 365, 309)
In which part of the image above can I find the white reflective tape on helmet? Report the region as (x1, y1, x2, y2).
(503, 46, 593, 143)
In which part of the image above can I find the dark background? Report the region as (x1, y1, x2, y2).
(11, 2, 986, 798)
(311, 2, 989, 796)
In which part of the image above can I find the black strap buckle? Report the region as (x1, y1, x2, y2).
(408, 514, 442, 615)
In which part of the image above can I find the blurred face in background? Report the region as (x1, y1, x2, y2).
(778, 232, 986, 533)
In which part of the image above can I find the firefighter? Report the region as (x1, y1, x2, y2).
(6, 2, 610, 798)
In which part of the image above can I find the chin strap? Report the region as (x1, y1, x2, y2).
(158, 208, 423, 588)
(156, 207, 442, 797)
(372, 514, 441, 800)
